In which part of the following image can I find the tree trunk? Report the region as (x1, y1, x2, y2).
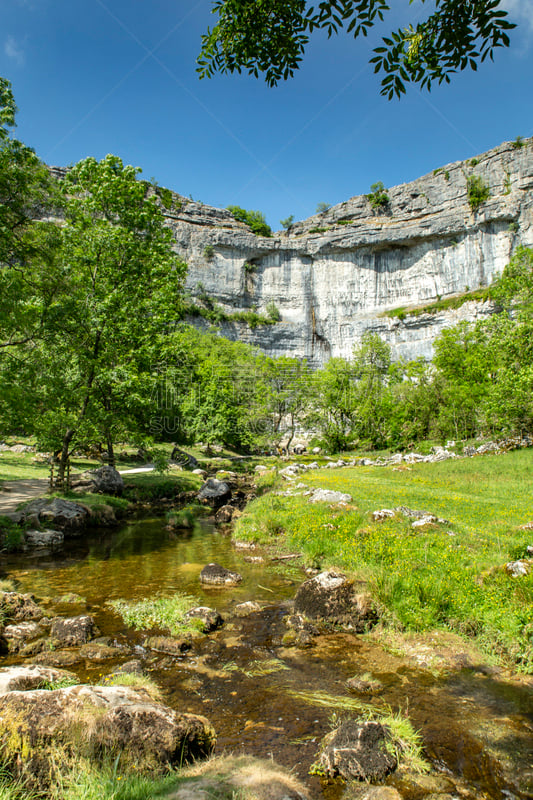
(285, 413, 295, 454)
(106, 430, 115, 468)
(57, 428, 75, 487)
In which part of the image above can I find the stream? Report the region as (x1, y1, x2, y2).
(2, 516, 533, 800)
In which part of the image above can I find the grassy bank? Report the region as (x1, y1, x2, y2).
(0, 754, 309, 800)
(235, 449, 533, 671)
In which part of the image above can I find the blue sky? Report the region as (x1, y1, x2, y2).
(2, 0, 533, 230)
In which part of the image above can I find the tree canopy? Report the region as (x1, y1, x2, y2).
(198, 0, 516, 98)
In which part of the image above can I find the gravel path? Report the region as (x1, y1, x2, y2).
(0, 478, 50, 517)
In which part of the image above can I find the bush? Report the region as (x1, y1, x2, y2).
(280, 215, 294, 230)
(0, 516, 24, 552)
(227, 205, 272, 237)
(366, 181, 389, 209)
(316, 202, 331, 214)
(266, 301, 281, 322)
(467, 175, 490, 212)
(203, 244, 215, 260)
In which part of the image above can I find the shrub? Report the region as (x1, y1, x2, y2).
(266, 301, 281, 322)
(366, 181, 389, 209)
(467, 175, 490, 212)
(316, 202, 331, 214)
(512, 135, 525, 149)
(227, 205, 272, 237)
(0, 516, 24, 552)
(203, 244, 215, 260)
(309, 226, 329, 234)
(243, 261, 257, 274)
(280, 215, 294, 230)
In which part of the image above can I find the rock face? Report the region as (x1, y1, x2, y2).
(50, 141, 532, 366)
(315, 720, 397, 781)
(152, 138, 533, 366)
(294, 571, 379, 631)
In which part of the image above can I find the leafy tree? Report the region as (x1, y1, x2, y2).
(316, 202, 331, 214)
(28, 155, 187, 481)
(198, 1, 515, 98)
(177, 328, 269, 452)
(0, 78, 62, 352)
(0, 77, 17, 140)
(388, 358, 440, 448)
(432, 321, 494, 439)
(310, 357, 357, 452)
(351, 332, 394, 448)
(483, 248, 533, 434)
(262, 356, 311, 450)
(492, 246, 533, 318)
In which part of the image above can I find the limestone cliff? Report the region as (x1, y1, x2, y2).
(57, 138, 533, 365)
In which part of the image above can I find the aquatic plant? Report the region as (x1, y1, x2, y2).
(108, 594, 201, 637)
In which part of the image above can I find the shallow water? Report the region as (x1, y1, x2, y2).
(2, 517, 533, 799)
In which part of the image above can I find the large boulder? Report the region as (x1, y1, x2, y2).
(73, 465, 124, 496)
(314, 720, 397, 781)
(20, 498, 89, 534)
(0, 683, 216, 785)
(197, 478, 232, 509)
(294, 571, 379, 632)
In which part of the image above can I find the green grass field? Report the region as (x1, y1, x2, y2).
(235, 449, 533, 671)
